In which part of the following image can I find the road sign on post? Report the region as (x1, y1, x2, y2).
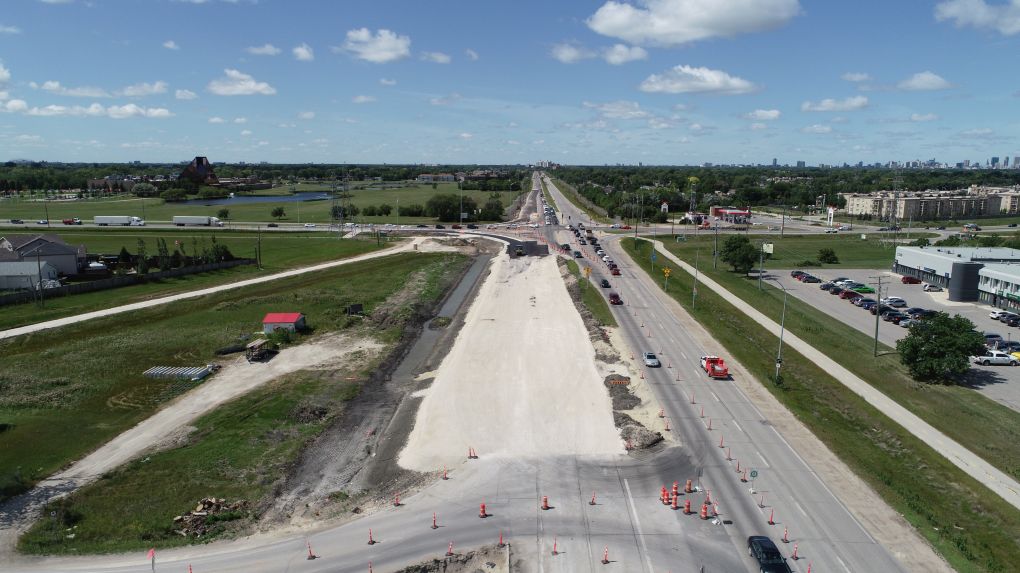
(663, 266, 671, 289)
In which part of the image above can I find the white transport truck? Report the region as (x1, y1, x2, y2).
(94, 215, 145, 226)
(172, 216, 224, 227)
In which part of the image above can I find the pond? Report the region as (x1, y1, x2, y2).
(178, 191, 333, 206)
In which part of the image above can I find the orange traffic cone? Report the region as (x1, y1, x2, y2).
(446, 541, 455, 557)
(602, 546, 610, 564)
(541, 495, 550, 510)
(684, 499, 692, 514)
(479, 503, 487, 518)
(792, 543, 799, 560)
(768, 508, 775, 525)
(367, 528, 376, 545)
(684, 479, 693, 493)
(699, 503, 709, 520)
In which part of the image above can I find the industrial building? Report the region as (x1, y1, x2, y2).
(894, 246, 1020, 307)
(842, 185, 1020, 220)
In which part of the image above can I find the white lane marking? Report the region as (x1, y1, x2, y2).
(835, 554, 852, 573)
(680, 352, 688, 360)
(710, 391, 720, 402)
(623, 478, 655, 573)
(793, 499, 807, 517)
(756, 451, 770, 467)
(732, 420, 744, 434)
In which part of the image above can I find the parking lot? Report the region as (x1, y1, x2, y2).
(775, 267, 1020, 412)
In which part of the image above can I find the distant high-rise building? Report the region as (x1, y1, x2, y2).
(991, 156, 1000, 167)
(1014, 156, 1020, 168)
(772, 158, 778, 167)
(796, 160, 806, 168)
(964, 159, 971, 167)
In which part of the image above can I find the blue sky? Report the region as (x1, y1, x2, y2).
(1, 0, 1019, 166)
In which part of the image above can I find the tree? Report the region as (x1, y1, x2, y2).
(132, 182, 157, 197)
(818, 248, 839, 264)
(362, 205, 378, 217)
(378, 203, 393, 216)
(136, 239, 148, 274)
(719, 235, 757, 275)
(897, 313, 985, 383)
(271, 206, 286, 220)
(426, 193, 476, 222)
(217, 208, 230, 220)
(160, 188, 188, 202)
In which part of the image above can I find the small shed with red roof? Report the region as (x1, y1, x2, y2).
(262, 312, 306, 334)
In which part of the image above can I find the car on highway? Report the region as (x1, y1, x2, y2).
(608, 292, 622, 305)
(36, 219, 48, 225)
(303, 223, 316, 228)
(747, 536, 793, 573)
(9, 219, 23, 224)
(901, 276, 922, 284)
(267, 223, 278, 227)
(599, 279, 610, 288)
(466, 224, 478, 229)
(973, 349, 1018, 366)
(922, 283, 943, 292)
(435, 224, 445, 229)
(880, 296, 907, 307)
(643, 352, 661, 367)
(611, 267, 621, 276)
(573, 251, 582, 258)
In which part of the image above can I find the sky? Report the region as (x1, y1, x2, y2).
(1, 0, 1019, 166)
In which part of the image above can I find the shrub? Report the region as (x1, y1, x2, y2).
(818, 248, 839, 264)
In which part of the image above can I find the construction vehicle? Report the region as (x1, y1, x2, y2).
(700, 355, 729, 379)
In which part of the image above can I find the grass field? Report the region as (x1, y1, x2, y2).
(0, 229, 384, 331)
(549, 178, 613, 224)
(564, 259, 617, 328)
(0, 251, 463, 510)
(622, 238, 1020, 573)
(0, 183, 523, 225)
(660, 234, 1020, 481)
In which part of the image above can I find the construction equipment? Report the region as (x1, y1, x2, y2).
(700, 355, 729, 379)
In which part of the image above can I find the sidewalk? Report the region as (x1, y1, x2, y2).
(646, 238, 1020, 511)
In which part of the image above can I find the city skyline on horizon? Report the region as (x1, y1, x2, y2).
(1, 0, 1019, 165)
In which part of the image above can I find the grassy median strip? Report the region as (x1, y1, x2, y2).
(564, 259, 617, 327)
(539, 178, 559, 212)
(622, 238, 1020, 573)
(549, 177, 612, 224)
(658, 234, 1020, 482)
(0, 231, 384, 331)
(0, 252, 466, 507)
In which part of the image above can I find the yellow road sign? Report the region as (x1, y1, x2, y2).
(584, 266, 592, 277)
(663, 267, 671, 277)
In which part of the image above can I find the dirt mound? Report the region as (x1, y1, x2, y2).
(604, 375, 640, 410)
(393, 544, 509, 573)
(615, 412, 664, 449)
(172, 497, 248, 538)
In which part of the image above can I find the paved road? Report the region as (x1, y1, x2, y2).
(540, 177, 922, 573)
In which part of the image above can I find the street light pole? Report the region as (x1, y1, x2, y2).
(767, 277, 789, 382)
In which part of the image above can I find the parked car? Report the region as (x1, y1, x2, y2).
(905, 307, 926, 316)
(901, 276, 922, 284)
(880, 297, 907, 307)
(608, 292, 622, 305)
(922, 283, 943, 292)
(898, 318, 914, 328)
(801, 275, 821, 283)
(819, 282, 833, 290)
(860, 301, 879, 311)
(599, 279, 610, 288)
(841, 290, 863, 300)
(643, 352, 661, 367)
(855, 297, 876, 307)
(828, 286, 844, 295)
(998, 311, 1020, 323)
(747, 536, 793, 573)
(850, 285, 876, 293)
(1008, 316, 1020, 328)
(883, 311, 908, 323)
(870, 304, 893, 315)
(984, 333, 1005, 347)
(990, 310, 1010, 320)
(790, 270, 806, 278)
(973, 350, 1018, 366)
(997, 340, 1020, 353)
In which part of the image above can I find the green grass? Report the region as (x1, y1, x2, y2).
(622, 238, 1020, 573)
(16, 251, 470, 555)
(564, 259, 617, 327)
(0, 183, 523, 225)
(549, 177, 613, 224)
(744, 232, 900, 268)
(658, 234, 1020, 482)
(0, 229, 384, 331)
(0, 252, 466, 508)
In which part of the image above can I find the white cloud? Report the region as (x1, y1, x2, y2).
(421, 51, 451, 64)
(175, 89, 197, 100)
(841, 72, 870, 82)
(801, 95, 868, 112)
(163, 40, 180, 50)
(352, 95, 376, 104)
(120, 81, 168, 97)
(639, 65, 757, 94)
(465, 48, 479, 61)
(603, 44, 647, 65)
(910, 113, 938, 122)
(15, 134, 42, 142)
(801, 124, 832, 134)
(897, 71, 952, 91)
(36, 80, 111, 98)
(960, 127, 994, 137)
(297, 111, 315, 119)
(935, 0, 1020, 36)
(292, 42, 314, 61)
(207, 69, 276, 96)
(648, 117, 673, 129)
(3, 99, 171, 118)
(0, 24, 22, 34)
(587, 0, 801, 46)
(340, 28, 411, 63)
(0, 91, 8, 101)
(744, 108, 780, 120)
(459, 132, 473, 139)
(583, 100, 649, 119)
(208, 116, 225, 123)
(429, 93, 461, 106)
(551, 42, 596, 63)
(240, 129, 252, 136)
(233, 117, 247, 124)
(749, 122, 767, 130)
(246, 43, 281, 56)
(379, 78, 397, 86)
(0, 62, 9, 86)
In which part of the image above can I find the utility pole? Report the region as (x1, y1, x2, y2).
(780, 204, 786, 238)
(256, 225, 262, 270)
(758, 242, 765, 290)
(713, 225, 719, 270)
(693, 250, 700, 309)
(871, 275, 883, 356)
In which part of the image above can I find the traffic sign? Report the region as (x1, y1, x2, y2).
(663, 267, 671, 277)
(749, 469, 759, 479)
(584, 266, 592, 277)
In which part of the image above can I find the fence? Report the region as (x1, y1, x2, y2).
(0, 258, 255, 307)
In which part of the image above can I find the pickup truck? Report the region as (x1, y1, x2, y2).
(700, 355, 730, 379)
(62, 218, 82, 225)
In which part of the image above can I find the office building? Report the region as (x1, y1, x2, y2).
(894, 246, 1020, 305)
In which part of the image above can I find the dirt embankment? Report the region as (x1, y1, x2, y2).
(393, 544, 513, 573)
(558, 259, 666, 451)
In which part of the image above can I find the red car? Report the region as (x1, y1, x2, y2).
(608, 292, 622, 305)
(901, 276, 922, 284)
(611, 267, 621, 276)
(840, 290, 862, 300)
